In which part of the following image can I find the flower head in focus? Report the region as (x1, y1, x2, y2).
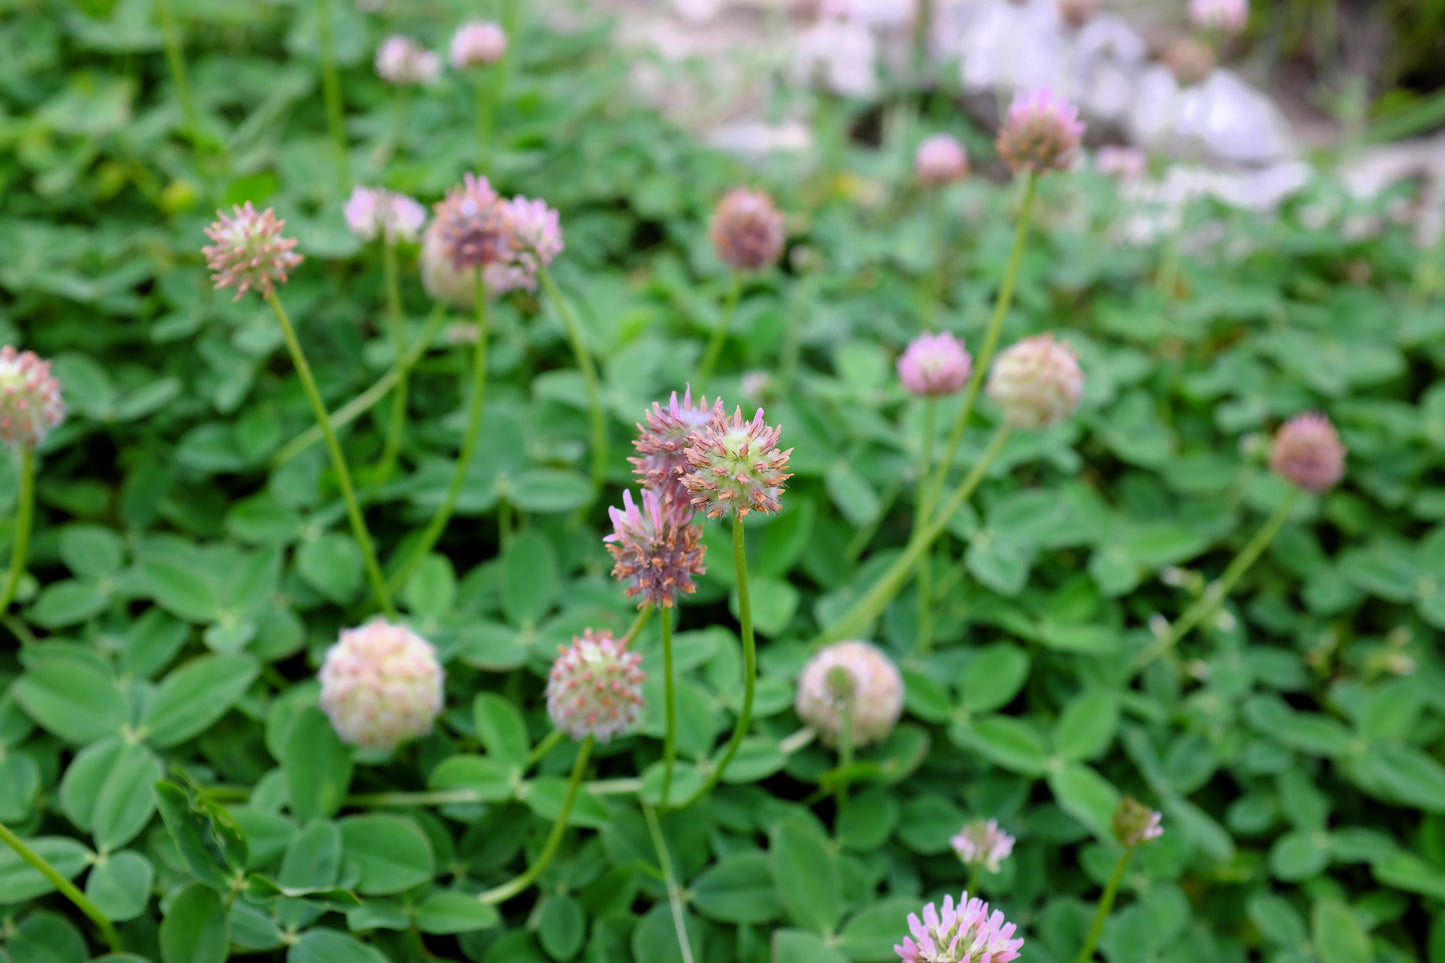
(202, 203, 303, 301)
(1269, 412, 1345, 493)
(631, 387, 725, 519)
(318, 619, 445, 752)
(344, 186, 428, 244)
(483, 196, 564, 294)
(985, 334, 1084, 429)
(545, 629, 646, 743)
(1112, 796, 1164, 847)
(915, 134, 969, 186)
(894, 892, 1024, 963)
(682, 406, 793, 519)
(450, 21, 508, 69)
(950, 819, 1016, 874)
(995, 88, 1086, 175)
(431, 173, 515, 274)
(605, 489, 707, 609)
(376, 35, 442, 85)
(710, 188, 786, 272)
(795, 641, 904, 747)
(0, 347, 65, 449)
(1188, 0, 1248, 34)
(898, 332, 972, 397)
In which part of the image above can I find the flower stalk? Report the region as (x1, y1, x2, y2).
(540, 267, 608, 500)
(915, 399, 937, 652)
(479, 736, 593, 904)
(317, 0, 351, 188)
(642, 804, 697, 963)
(0, 447, 35, 613)
(659, 606, 678, 809)
(1071, 843, 1136, 963)
(371, 240, 409, 489)
(0, 820, 122, 953)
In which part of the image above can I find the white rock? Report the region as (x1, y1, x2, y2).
(1128, 66, 1297, 164)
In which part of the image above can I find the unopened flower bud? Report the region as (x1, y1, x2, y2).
(1112, 796, 1164, 846)
(319, 619, 445, 752)
(914, 134, 969, 186)
(1269, 412, 1345, 493)
(710, 188, 785, 272)
(545, 629, 646, 743)
(795, 641, 904, 747)
(985, 334, 1084, 429)
(995, 89, 1085, 175)
(450, 21, 507, 70)
(0, 348, 65, 449)
(898, 332, 972, 397)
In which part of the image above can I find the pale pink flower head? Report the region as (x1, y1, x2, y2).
(795, 641, 904, 748)
(450, 21, 507, 70)
(915, 134, 969, 186)
(995, 88, 1086, 175)
(710, 188, 786, 273)
(1188, 0, 1248, 34)
(431, 173, 515, 274)
(604, 489, 707, 609)
(202, 202, 303, 301)
(894, 892, 1024, 963)
(682, 406, 793, 519)
(375, 35, 442, 85)
(318, 619, 445, 752)
(1165, 36, 1216, 87)
(950, 819, 1016, 873)
(483, 196, 564, 294)
(630, 387, 726, 519)
(545, 628, 646, 743)
(1269, 412, 1345, 493)
(898, 332, 972, 397)
(985, 334, 1084, 429)
(344, 186, 427, 244)
(1095, 145, 1148, 180)
(1112, 796, 1164, 847)
(0, 348, 65, 449)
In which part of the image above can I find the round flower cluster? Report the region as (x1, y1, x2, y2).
(421, 179, 564, 304)
(795, 641, 904, 747)
(318, 619, 445, 752)
(1112, 796, 1165, 847)
(202, 203, 303, 301)
(898, 332, 972, 398)
(545, 629, 646, 743)
(605, 488, 707, 609)
(985, 334, 1084, 429)
(895, 892, 1024, 963)
(450, 21, 507, 69)
(376, 35, 442, 85)
(431, 173, 515, 273)
(344, 186, 428, 245)
(682, 406, 793, 519)
(914, 134, 969, 186)
(1188, 0, 1248, 34)
(630, 387, 725, 516)
(484, 196, 565, 295)
(995, 88, 1085, 175)
(710, 188, 786, 273)
(1269, 412, 1345, 493)
(0, 347, 65, 449)
(950, 819, 1016, 874)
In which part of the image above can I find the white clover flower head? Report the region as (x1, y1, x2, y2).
(545, 629, 646, 743)
(795, 640, 904, 748)
(450, 21, 508, 69)
(344, 186, 427, 244)
(483, 195, 564, 294)
(318, 619, 445, 752)
(950, 819, 1016, 873)
(376, 35, 442, 85)
(1188, 0, 1248, 34)
(985, 334, 1084, 429)
(915, 134, 969, 186)
(0, 347, 65, 449)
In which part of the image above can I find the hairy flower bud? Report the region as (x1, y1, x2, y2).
(951, 819, 1016, 873)
(344, 186, 428, 244)
(630, 388, 725, 518)
(914, 134, 969, 186)
(895, 892, 1024, 963)
(0, 348, 65, 448)
(450, 21, 508, 69)
(202, 203, 303, 301)
(1269, 412, 1345, 492)
(682, 406, 793, 519)
(795, 641, 904, 748)
(710, 188, 785, 272)
(376, 35, 442, 85)
(605, 489, 707, 608)
(985, 334, 1084, 429)
(318, 619, 445, 752)
(995, 88, 1085, 175)
(1112, 796, 1164, 847)
(898, 332, 972, 397)
(545, 629, 646, 743)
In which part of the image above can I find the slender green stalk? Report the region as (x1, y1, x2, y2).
(966, 865, 981, 899)
(0, 448, 35, 613)
(642, 804, 697, 963)
(371, 241, 409, 489)
(915, 400, 937, 652)
(389, 275, 489, 594)
(540, 268, 608, 499)
(478, 736, 592, 905)
(474, 69, 496, 172)
(621, 603, 655, 649)
(696, 277, 743, 391)
(815, 425, 1012, 647)
(835, 702, 853, 817)
(928, 201, 949, 328)
(317, 0, 350, 188)
(0, 821, 122, 953)
(659, 606, 677, 809)
(274, 302, 447, 466)
(676, 511, 756, 807)
(1131, 488, 1299, 676)
(924, 172, 1036, 510)
(1071, 844, 1136, 963)
(154, 0, 200, 143)
(343, 774, 638, 808)
(267, 293, 396, 619)
(497, 499, 514, 551)
(525, 729, 564, 772)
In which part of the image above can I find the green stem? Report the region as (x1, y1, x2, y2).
(0, 820, 121, 953)
(390, 85, 411, 161)
(642, 804, 697, 963)
(0, 448, 35, 613)
(676, 510, 756, 807)
(966, 865, 981, 899)
(1071, 844, 1136, 963)
(815, 425, 1012, 647)
(928, 201, 948, 328)
(526, 729, 564, 772)
(344, 775, 638, 808)
(479, 736, 592, 904)
(924, 172, 1036, 509)
(540, 268, 608, 500)
(317, 0, 351, 188)
(696, 277, 743, 391)
(835, 702, 853, 818)
(275, 301, 447, 466)
(659, 606, 677, 809)
(267, 293, 396, 619)
(371, 240, 409, 490)
(389, 274, 489, 594)
(621, 603, 655, 649)
(474, 69, 496, 172)
(1131, 488, 1299, 676)
(154, 0, 200, 144)
(915, 399, 937, 652)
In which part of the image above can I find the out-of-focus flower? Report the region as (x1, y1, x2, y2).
(1269, 412, 1345, 493)
(950, 819, 1016, 873)
(376, 35, 442, 85)
(741, 370, 772, 401)
(1188, 0, 1248, 34)
(0, 348, 65, 449)
(985, 334, 1084, 429)
(894, 892, 1024, 963)
(995, 89, 1086, 175)
(795, 640, 904, 747)
(319, 619, 445, 752)
(344, 186, 428, 244)
(1058, 0, 1099, 29)
(898, 332, 972, 397)
(431, 173, 515, 275)
(202, 202, 303, 301)
(605, 489, 707, 609)
(545, 629, 646, 743)
(710, 188, 786, 273)
(682, 406, 793, 519)
(915, 135, 969, 186)
(450, 21, 507, 69)
(1112, 796, 1164, 847)
(1095, 145, 1148, 179)
(483, 196, 564, 294)
(631, 388, 725, 518)
(1165, 36, 1216, 87)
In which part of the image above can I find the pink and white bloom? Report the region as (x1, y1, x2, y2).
(682, 406, 793, 519)
(1269, 412, 1345, 493)
(1094, 145, 1147, 180)
(630, 387, 725, 518)
(710, 188, 785, 273)
(202, 203, 302, 301)
(895, 892, 1024, 963)
(985, 334, 1084, 429)
(0, 347, 65, 448)
(605, 489, 707, 609)
(915, 134, 969, 186)
(344, 186, 427, 244)
(319, 619, 445, 752)
(545, 629, 646, 743)
(950, 819, 1016, 873)
(995, 88, 1085, 175)
(898, 332, 972, 397)
(796, 641, 904, 747)
(483, 196, 564, 294)
(1188, 0, 1248, 34)
(375, 35, 442, 85)
(450, 21, 507, 69)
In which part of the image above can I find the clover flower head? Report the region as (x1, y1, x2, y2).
(605, 488, 707, 609)
(795, 641, 904, 747)
(545, 629, 646, 743)
(710, 188, 785, 272)
(483, 195, 564, 294)
(895, 892, 1024, 963)
(1112, 796, 1164, 847)
(995, 88, 1086, 175)
(318, 619, 445, 752)
(344, 186, 428, 244)
(1165, 36, 1216, 87)
(1095, 145, 1148, 180)
(1188, 0, 1248, 34)
(985, 334, 1084, 429)
(202, 202, 303, 301)
(0, 347, 65, 449)
(898, 332, 973, 397)
(450, 20, 508, 69)
(376, 35, 442, 85)
(915, 134, 969, 186)
(431, 172, 516, 274)
(631, 387, 726, 519)
(682, 406, 793, 519)
(1269, 412, 1345, 493)
(950, 819, 1016, 873)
